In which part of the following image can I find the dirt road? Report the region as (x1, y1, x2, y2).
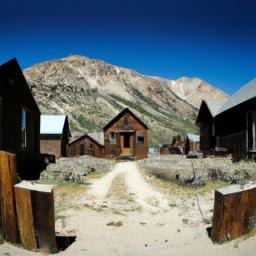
(0, 161, 256, 256)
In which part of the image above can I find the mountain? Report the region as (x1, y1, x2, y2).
(23, 55, 229, 146)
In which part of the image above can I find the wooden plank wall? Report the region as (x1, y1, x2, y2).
(211, 186, 256, 242)
(0, 151, 18, 243)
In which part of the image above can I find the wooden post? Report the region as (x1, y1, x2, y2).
(0, 151, 18, 243)
(15, 181, 57, 253)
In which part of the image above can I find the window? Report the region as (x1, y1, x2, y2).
(124, 112, 128, 126)
(21, 109, 28, 149)
(136, 131, 144, 144)
(89, 141, 93, 151)
(109, 132, 117, 144)
(247, 111, 256, 150)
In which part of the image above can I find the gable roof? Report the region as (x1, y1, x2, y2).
(218, 79, 256, 115)
(69, 132, 104, 147)
(40, 115, 67, 135)
(88, 132, 104, 145)
(0, 58, 40, 114)
(103, 108, 148, 131)
(196, 99, 227, 123)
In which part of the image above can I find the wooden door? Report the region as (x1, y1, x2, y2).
(120, 134, 133, 155)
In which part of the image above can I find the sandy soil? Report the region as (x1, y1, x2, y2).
(0, 161, 256, 256)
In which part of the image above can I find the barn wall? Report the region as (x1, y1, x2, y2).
(215, 97, 256, 159)
(211, 186, 256, 242)
(0, 59, 41, 179)
(40, 138, 61, 158)
(104, 112, 148, 159)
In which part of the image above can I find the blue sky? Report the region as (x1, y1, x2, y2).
(1, 0, 256, 95)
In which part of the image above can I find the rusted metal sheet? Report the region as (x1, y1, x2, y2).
(211, 184, 256, 242)
(0, 151, 18, 243)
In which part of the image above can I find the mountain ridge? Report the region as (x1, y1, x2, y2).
(23, 54, 229, 146)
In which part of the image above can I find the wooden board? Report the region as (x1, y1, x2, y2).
(15, 181, 57, 253)
(14, 187, 37, 250)
(0, 151, 18, 243)
(31, 190, 57, 253)
(211, 185, 256, 242)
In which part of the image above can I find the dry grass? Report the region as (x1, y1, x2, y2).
(54, 183, 88, 214)
(107, 174, 134, 202)
(142, 170, 227, 199)
(106, 221, 123, 227)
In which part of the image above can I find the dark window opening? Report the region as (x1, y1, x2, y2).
(124, 113, 128, 126)
(80, 142, 84, 155)
(89, 141, 93, 151)
(124, 134, 130, 148)
(136, 131, 144, 144)
(248, 111, 256, 150)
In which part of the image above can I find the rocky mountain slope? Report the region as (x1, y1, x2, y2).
(24, 55, 229, 146)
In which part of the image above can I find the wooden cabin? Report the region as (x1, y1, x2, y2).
(196, 100, 226, 152)
(40, 115, 71, 158)
(215, 79, 256, 160)
(104, 108, 148, 160)
(184, 133, 200, 154)
(0, 58, 41, 179)
(68, 132, 104, 157)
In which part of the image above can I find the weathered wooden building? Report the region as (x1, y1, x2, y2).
(197, 79, 256, 159)
(68, 132, 104, 157)
(0, 58, 41, 179)
(104, 108, 148, 159)
(40, 115, 71, 158)
(211, 184, 256, 242)
(196, 100, 226, 152)
(215, 80, 256, 159)
(184, 133, 200, 154)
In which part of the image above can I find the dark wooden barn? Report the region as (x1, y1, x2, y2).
(196, 100, 226, 152)
(197, 79, 256, 160)
(0, 58, 41, 179)
(215, 80, 256, 159)
(104, 108, 148, 160)
(67, 132, 104, 157)
(40, 115, 71, 158)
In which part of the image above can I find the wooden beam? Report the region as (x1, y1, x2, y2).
(0, 151, 18, 243)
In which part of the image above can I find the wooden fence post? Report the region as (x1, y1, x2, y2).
(0, 151, 18, 243)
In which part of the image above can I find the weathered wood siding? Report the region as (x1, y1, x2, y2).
(211, 185, 256, 242)
(40, 136, 62, 158)
(104, 111, 148, 159)
(67, 135, 104, 158)
(0, 59, 41, 179)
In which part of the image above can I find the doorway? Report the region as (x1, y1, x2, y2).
(120, 133, 134, 155)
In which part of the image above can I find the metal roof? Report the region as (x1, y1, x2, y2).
(218, 79, 256, 115)
(40, 115, 67, 135)
(187, 133, 200, 143)
(204, 99, 227, 117)
(88, 132, 104, 146)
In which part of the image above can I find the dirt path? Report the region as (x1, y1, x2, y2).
(1, 160, 256, 256)
(88, 161, 169, 210)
